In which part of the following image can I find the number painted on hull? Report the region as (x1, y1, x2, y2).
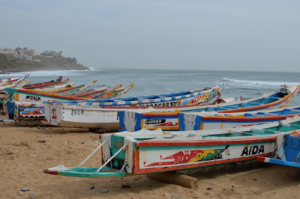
(71, 109, 84, 115)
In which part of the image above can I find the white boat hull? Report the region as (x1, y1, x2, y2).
(44, 104, 121, 129)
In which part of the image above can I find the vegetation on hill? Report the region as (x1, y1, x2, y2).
(0, 53, 88, 72)
(0, 53, 18, 71)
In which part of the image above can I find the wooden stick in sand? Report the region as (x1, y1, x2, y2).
(146, 172, 199, 190)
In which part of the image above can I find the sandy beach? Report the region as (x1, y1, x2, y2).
(1, 118, 300, 199)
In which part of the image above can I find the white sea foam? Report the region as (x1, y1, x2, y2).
(0, 70, 93, 77)
(223, 78, 300, 86)
(86, 66, 98, 71)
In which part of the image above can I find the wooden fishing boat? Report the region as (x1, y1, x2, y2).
(33, 80, 98, 94)
(34, 82, 76, 91)
(0, 81, 83, 111)
(178, 105, 300, 131)
(0, 77, 18, 85)
(59, 86, 110, 98)
(34, 83, 85, 94)
(5, 84, 107, 103)
(0, 74, 30, 91)
(22, 76, 63, 89)
(32, 78, 73, 92)
(0, 74, 30, 108)
(95, 83, 135, 99)
(43, 116, 300, 178)
(0, 81, 30, 111)
(71, 84, 227, 107)
(41, 84, 227, 129)
(53, 80, 98, 94)
(119, 85, 299, 131)
(4, 84, 124, 121)
(3, 86, 105, 119)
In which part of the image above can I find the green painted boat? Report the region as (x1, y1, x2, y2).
(44, 116, 300, 178)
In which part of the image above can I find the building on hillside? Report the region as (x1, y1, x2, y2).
(22, 49, 36, 57)
(24, 55, 32, 61)
(14, 54, 22, 59)
(0, 48, 14, 54)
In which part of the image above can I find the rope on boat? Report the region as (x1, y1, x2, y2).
(78, 139, 108, 167)
(120, 161, 127, 172)
(97, 144, 128, 172)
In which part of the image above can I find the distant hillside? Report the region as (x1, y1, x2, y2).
(0, 53, 88, 73)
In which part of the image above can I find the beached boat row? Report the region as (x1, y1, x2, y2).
(5, 84, 226, 122)
(38, 85, 298, 131)
(0, 75, 137, 120)
(119, 86, 299, 131)
(41, 83, 300, 179)
(2, 74, 300, 181)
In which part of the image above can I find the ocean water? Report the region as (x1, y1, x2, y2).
(1, 69, 300, 107)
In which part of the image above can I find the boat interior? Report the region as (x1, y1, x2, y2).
(181, 91, 289, 113)
(197, 107, 300, 118)
(60, 86, 107, 96)
(44, 85, 223, 105)
(113, 120, 300, 141)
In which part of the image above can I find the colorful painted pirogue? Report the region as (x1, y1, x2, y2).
(37, 83, 85, 94)
(42, 84, 227, 129)
(0, 81, 82, 107)
(21, 76, 63, 89)
(67, 84, 227, 107)
(178, 105, 300, 131)
(4, 84, 130, 121)
(95, 83, 135, 99)
(0, 75, 68, 107)
(0, 74, 30, 91)
(32, 78, 78, 92)
(5, 84, 108, 102)
(119, 85, 299, 131)
(43, 116, 300, 178)
(0, 75, 30, 110)
(0, 77, 19, 85)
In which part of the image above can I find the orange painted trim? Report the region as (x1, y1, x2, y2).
(218, 87, 299, 113)
(200, 122, 204, 130)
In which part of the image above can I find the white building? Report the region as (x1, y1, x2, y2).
(24, 55, 32, 61)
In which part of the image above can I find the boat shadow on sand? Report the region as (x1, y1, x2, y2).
(36, 161, 300, 198)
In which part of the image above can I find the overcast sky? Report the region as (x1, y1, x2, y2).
(1, 0, 299, 72)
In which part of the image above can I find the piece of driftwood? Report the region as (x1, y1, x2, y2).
(146, 172, 199, 190)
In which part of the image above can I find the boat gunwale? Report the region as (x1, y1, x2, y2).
(138, 85, 299, 115)
(201, 114, 300, 121)
(53, 86, 283, 110)
(44, 84, 226, 105)
(10, 88, 97, 101)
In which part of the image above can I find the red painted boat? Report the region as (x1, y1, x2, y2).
(22, 76, 63, 89)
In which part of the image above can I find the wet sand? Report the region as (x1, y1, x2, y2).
(1, 121, 300, 199)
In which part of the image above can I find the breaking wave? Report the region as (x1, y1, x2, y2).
(85, 66, 98, 71)
(222, 78, 300, 86)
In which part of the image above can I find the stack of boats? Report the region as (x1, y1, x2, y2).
(4, 81, 227, 123)
(42, 84, 300, 179)
(2, 74, 135, 121)
(1, 74, 300, 179)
